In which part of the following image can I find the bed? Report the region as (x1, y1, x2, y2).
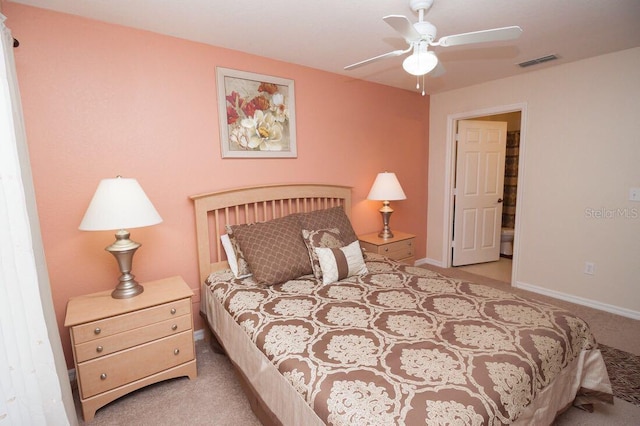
(191, 183, 612, 425)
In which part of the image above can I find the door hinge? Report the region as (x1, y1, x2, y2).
(455, 133, 460, 142)
(453, 188, 458, 196)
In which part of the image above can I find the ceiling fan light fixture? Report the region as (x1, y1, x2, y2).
(344, 0, 523, 91)
(402, 50, 438, 76)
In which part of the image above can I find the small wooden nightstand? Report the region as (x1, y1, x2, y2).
(64, 276, 197, 421)
(358, 231, 416, 264)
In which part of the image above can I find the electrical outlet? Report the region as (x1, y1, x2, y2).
(584, 262, 595, 275)
(630, 187, 640, 202)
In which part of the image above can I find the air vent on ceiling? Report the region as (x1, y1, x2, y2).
(518, 54, 559, 68)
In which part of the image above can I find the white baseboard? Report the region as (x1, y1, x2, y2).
(68, 329, 207, 383)
(514, 280, 640, 320)
(194, 328, 205, 341)
(417, 257, 444, 268)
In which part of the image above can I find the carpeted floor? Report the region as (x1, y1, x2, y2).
(600, 344, 640, 407)
(74, 340, 262, 426)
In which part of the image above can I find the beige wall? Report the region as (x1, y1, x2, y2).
(427, 47, 640, 318)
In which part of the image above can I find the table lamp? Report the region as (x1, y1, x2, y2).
(79, 176, 162, 299)
(367, 172, 407, 239)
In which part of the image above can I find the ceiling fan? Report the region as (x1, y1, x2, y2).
(345, 0, 523, 95)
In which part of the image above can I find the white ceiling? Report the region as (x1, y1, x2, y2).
(8, 0, 640, 94)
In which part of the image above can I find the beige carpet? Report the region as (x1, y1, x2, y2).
(73, 265, 640, 425)
(74, 340, 262, 426)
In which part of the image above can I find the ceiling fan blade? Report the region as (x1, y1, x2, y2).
(436, 26, 522, 47)
(344, 48, 410, 71)
(383, 15, 421, 42)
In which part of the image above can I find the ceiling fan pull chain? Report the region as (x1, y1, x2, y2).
(416, 75, 426, 96)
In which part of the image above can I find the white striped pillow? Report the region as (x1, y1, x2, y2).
(314, 240, 368, 285)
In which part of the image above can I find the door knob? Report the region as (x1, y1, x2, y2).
(497, 198, 504, 203)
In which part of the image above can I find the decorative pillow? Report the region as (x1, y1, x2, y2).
(223, 225, 252, 277)
(302, 228, 344, 279)
(220, 234, 252, 279)
(230, 214, 312, 286)
(298, 206, 358, 244)
(314, 240, 368, 285)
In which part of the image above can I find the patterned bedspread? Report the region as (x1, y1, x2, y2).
(206, 255, 611, 425)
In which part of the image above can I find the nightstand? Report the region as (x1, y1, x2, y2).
(64, 276, 197, 421)
(358, 231, 415, 264)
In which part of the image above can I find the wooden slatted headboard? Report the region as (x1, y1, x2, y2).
(190, 184, 352, 287)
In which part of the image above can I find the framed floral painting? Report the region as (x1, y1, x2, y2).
(216, 67, 297, 158)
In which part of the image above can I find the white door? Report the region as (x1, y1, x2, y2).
(452, 120, 507, 266)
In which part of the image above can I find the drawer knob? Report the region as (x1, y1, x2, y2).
(384, 247, 389, 252)
(171, 324, 178, 331)
(170, 308, 177, 315)
(94, 327, 101, 335)
(174, 348, 180, 356)
(100, 373, 107, 380)
(96, 345, 103, 353)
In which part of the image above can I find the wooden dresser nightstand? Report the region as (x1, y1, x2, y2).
(358, 231, 416, 264)
(64, 276, 197, 421)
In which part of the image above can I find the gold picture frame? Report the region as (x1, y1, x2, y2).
(216, 67, 297, 158)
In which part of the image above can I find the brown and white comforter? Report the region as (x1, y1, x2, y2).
(204, 255, 612, 425)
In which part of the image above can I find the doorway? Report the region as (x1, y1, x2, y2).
(445, 105, 525, 284)
(452, 119, 508, 266)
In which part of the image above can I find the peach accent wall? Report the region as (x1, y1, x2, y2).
(5, 3, 429, 369)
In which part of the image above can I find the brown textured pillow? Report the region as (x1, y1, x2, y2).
(302, 228, 344, 279)
(298, 206, 357, 244)
(230, 215, 312, 285)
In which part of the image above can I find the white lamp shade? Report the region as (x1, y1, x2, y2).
(367, 172, 407, 201)
(402, 50, 438, 76)
(79, 177, 162, 231)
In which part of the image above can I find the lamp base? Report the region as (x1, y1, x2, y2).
(111, 279, 144, 299)
(378, 201, 395, 240)
(378, 228, 395, 239)
(106, 229, 145, 299)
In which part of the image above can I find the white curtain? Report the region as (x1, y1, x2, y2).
(0, 14, 73, 425)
